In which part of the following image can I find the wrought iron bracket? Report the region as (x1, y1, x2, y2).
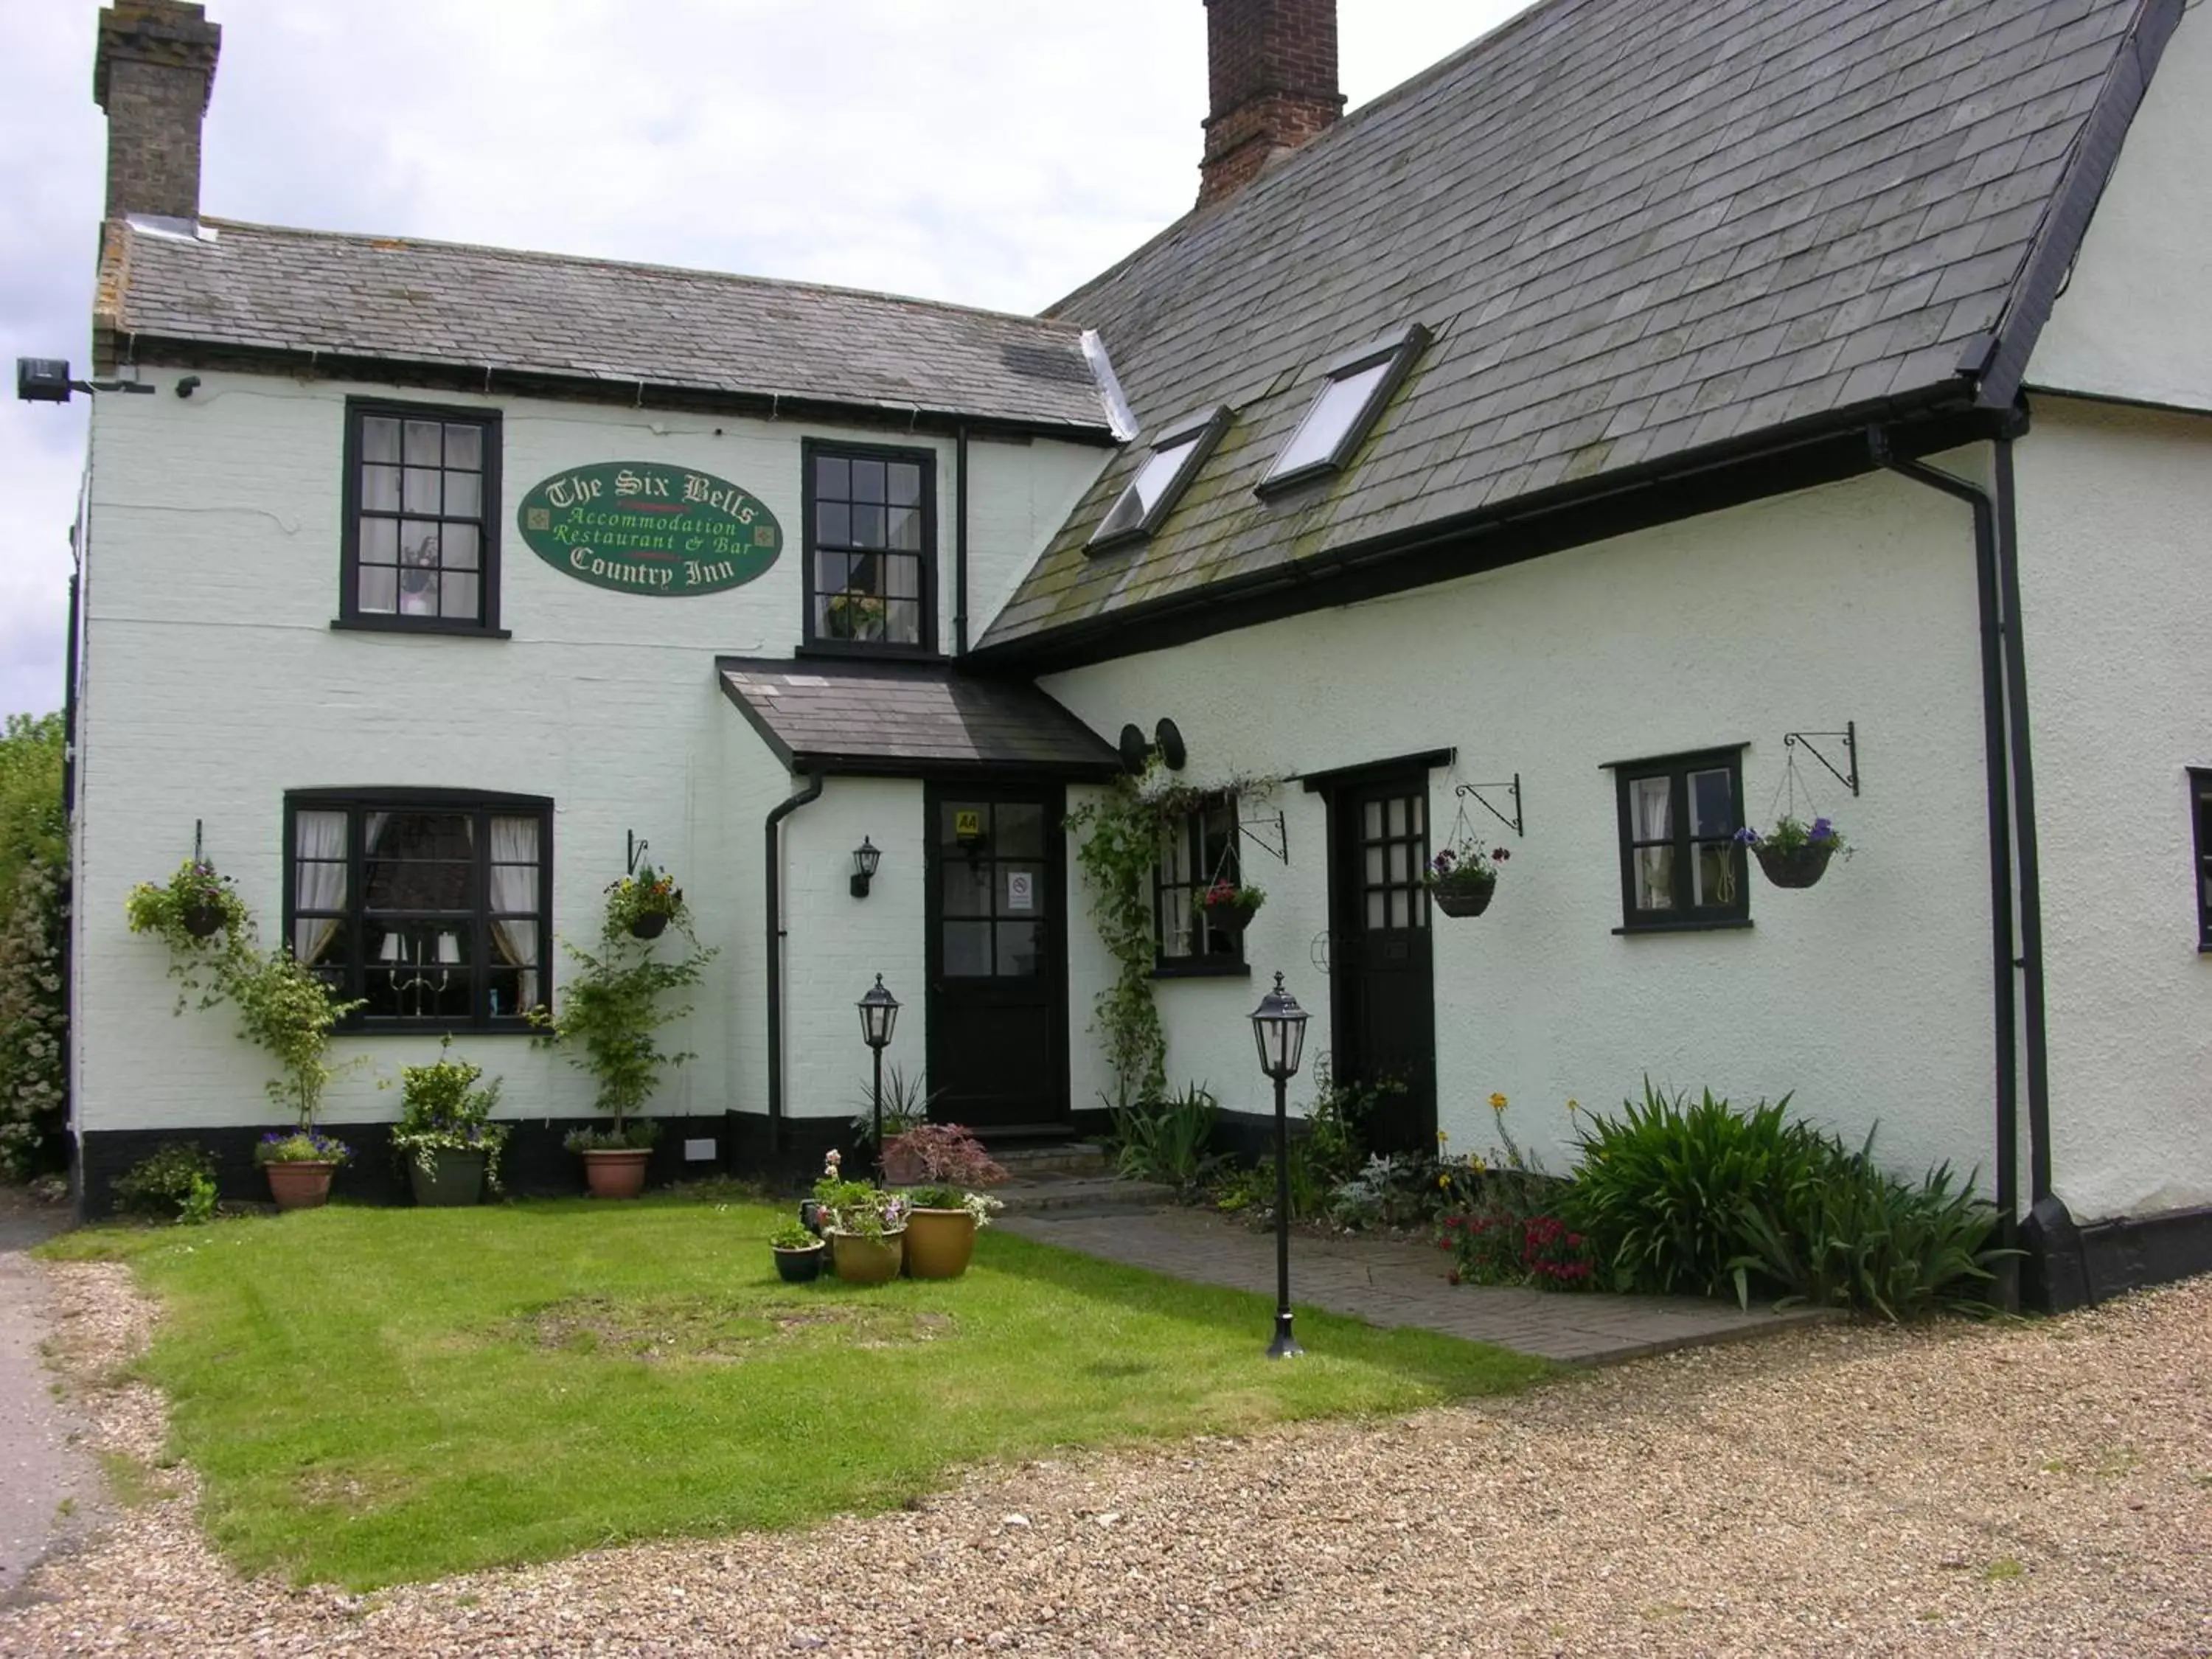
(1453, 776, 1524, 838)
(1783, 723, 1860, 797)
(193, 818, 205, 864)
(1239, 808, 1289, 864)
(626, 831, 651, 874)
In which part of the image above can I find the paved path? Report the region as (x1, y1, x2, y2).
(0, 1188, 93, 1606)
(1004, 1203, 1823, 1363)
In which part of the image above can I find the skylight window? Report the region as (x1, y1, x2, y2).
(1088, 405, 1230, 552)
(1258, 322, 1431, 495)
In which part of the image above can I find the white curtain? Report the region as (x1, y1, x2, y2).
(488, 815, 540, 1010)
(1158, 819, 1194, 958)
(292, 810, 347, 964)
(1634, 778, 1673, 910)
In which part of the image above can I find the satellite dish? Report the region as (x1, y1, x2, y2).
(1155, 717, 1188, 771)
(1118, 723, 1150, 775)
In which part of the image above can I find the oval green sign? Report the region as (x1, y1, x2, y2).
(516, 462, 782, 597)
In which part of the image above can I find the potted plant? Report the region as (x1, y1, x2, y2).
(532, 881, 716, 1199)
(1422, 841, 1510, 917)
(604, 863, 685, 941)
(770, 1217, 826, 1284)
(386, 1037, 507, 1207)
(1736, 815, 1848, 889)
(813, 1151, 908, 1284)
(824, 592, 888, 641)
(1193, 877, 1265, 940)
(886, 1123, 1009, 1279)
(255, 1128, 354, 1211)
(228, 945, 366, 1209)
(125, 857, 250, 948)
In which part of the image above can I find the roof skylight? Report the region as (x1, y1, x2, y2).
(1088, 405, 1231, 552)
(1258, 322, 1431, 495)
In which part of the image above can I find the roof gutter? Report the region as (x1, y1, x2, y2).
(764, 773, 825, 1153)
(1871, 417, 2056, 1310)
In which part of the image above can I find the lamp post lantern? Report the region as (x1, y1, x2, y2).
(858, 975, 900, 1180)
(1249, 971, 1310, 1359)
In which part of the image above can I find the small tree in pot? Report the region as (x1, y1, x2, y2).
(531, 890, 715, 1197)
(229, 947, 366, 1210)
(888, 1123, 1009, 1280)
(386, 1037, 507, 1206)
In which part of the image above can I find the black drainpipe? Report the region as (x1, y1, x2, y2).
(1871, 422, 2052, 1303)
(953, 423, 971, 656)
(763, 773, 824, 1155)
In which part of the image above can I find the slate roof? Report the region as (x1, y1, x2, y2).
(982, 0, 2173, 650)
(717, 658, 1122, 777)
(94, 218, 1116, 435)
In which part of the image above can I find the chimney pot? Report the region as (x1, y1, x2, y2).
(94, 0, 222, 225)
(1199, 0, 1343, 209)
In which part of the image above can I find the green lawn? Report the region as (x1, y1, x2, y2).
(45, 1194, 1548, 1587)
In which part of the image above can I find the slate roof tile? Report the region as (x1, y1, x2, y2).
(985, 0, 2153, 648)
(100, 219, 1115, 434)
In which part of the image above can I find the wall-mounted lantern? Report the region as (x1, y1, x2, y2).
(850, 836, 882, 898)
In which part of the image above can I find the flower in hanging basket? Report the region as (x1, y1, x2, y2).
(125, 858, 250, 949)
(605, 863, 686, 939)
(1193, 879, 1265, 930)
(1736, 815, 1848, 889)
(1422, 843, 1509, 917)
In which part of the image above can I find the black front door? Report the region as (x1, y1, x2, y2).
(925, 784, 1068, 1129)
(1329, 773, 1437, 1154)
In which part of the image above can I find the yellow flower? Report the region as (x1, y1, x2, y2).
(1488, 1092, 1508, 1113)
(1566, 1098, 1581, 1116)
(1471, 1155, 1487, 1173)
(1436, 1128, 1449, 1144)
(1437, 1173, 1450, 1190)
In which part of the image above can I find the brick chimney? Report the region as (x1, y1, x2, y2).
(1198, 0, 1344, 209)
(94, 1, 222, 224)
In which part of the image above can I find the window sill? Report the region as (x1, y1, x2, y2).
(795, 641, 947, 663)
(341, 1020, 539, 1037)
(331, 617, 511, 639)
(1151, 959, 1252, 981)
(1612, 918, 1755, 936)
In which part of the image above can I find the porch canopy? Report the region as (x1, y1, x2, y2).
(717, 656, 1123, 779)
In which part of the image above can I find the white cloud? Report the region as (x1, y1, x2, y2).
(0, 0, 1529, 719)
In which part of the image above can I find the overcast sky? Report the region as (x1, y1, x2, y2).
(0, 1, 1531, 720)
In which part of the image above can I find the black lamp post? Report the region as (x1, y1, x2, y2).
(850, 837, 881, 898)
(1250, 971, 1310, 1359)
(857, 975, 900, 1180)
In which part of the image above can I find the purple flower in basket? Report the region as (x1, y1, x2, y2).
(1809, 817, 1835, 841)
(1733, 827, 1760, 846)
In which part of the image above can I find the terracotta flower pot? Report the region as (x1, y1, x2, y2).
(828, 1228, 906, 1286)
(1753, 841, 1837, 889)
(902, 1208, 977, 1279)
(581, 1147, 651, 1198)
(773, 1244, 825, 1284)
(182, 902, 226, 939)
(1432, 881, 1496, 918)
(265, 1160, 337, 1211)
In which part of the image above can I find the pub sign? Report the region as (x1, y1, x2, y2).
(518, 462, 782, 597)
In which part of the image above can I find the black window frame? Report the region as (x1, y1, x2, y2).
(1256, 321, 1432, 498)
(2191, 768, 2212, 950)
(335, 397, 507, 638)
(800, 438, 939, 658)
(1152, 792, 1250, 978)
(1088, 404, 1231, 554)
(1609, 746, 1752, 933)
(282, 787, 552, 1034)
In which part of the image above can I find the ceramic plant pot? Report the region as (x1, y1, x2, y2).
(901, 1208, 978, 1280)
(1432, 881, 1496, 918)
(627, 911, 670, 940)
(182, 902, 226, 939)
(1753, 841, 1836, 889)
(407, 1147, 487, 1208)
(828, 1228, 906, 1286)
(581, 1147, 650, 1199)
(265, 1160, 337, 1211)
(773, 1244, 826, 1284)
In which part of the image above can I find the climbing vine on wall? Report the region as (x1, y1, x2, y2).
(1066, 761, 1281, 1112)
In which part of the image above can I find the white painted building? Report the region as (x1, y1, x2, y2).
(39, 0, 2212, 1305)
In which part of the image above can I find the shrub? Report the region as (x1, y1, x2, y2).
(0, 858, 67, 1182)
(113, 1141, 218, 1222)
(388, 1038, 509, 1189)
(1732, 1130, 2011, 1320)
(1108, 1083, 1220, 1189)
(882, 1122, 1007, 1189)
(1563, 1082, 1830, 1298)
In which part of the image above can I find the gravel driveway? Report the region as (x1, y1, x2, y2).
(1, 1259, 2205, 1658)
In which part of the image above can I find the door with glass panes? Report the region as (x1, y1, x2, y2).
(924, 785, 1068, 1127)
(1328, 773, 1438, 1153)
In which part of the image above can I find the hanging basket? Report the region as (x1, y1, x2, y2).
(627, 911, 670, 940)
(1200, 897, 1264, 939)
(182, 902, 227, 939)
(1753, 841, 1837, 890)
(1431, 880, 1496, 918)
